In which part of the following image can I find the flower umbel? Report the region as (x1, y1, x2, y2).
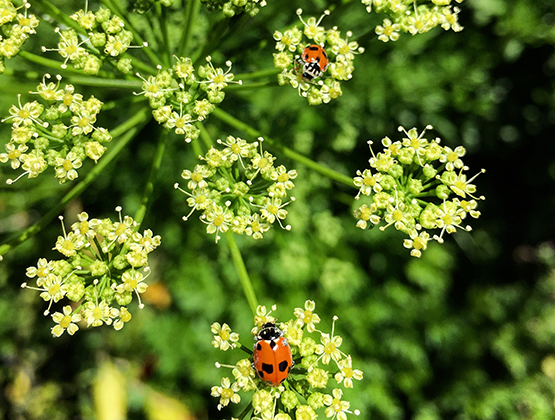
(20, 208, 161, 337)
(137, 56, 241, 142)
(211, 301, 363, 420)
(353, 125, 485, 257)
(176, 136, 296, 242)
(1, 75, 111, 185)
(274, 9, 364, 105)
(363, 0, 465, 41)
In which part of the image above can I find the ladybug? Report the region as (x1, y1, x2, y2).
(252, 322, 294, 387)
(300, 44, 329, 81)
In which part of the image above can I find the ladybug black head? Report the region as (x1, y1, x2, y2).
(257, 322, 282, 341)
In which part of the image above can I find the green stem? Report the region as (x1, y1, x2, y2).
(225, 81, 279, 91)
(191, 16, 234, 65)
(237, 342, 254, 356)
(134, 129, 168, 226)
(64, 75, 142, 89)
(19, 51, 85, 75)
(34, 0, 83, 33)
(197, 121, 214, 150)
(236, 402, 253, 420)
(225, 230, 258, 317)
(156, 3, 172, 67)
(127, 55, 159, 75)
(234, 68, 281, 80)
(211, 108, 356, 188)
(179, 0, 201, 58)
(191, 125, 205, 158)
(0, 107, 151, 259)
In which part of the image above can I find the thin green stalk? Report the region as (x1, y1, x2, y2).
(63, 75, 142, 89)
(0, 107, 151, 259)
(225, 230, 258, 317)
(34, 0, 83, 33)
(236, 401, 253, 420)
(234, 68, 281, 80)
(134, 129, 169, 226)
(0, 67, 40, 80)
(197, 121, 214, 150)
(127, 55, 159, 75)
(191, 16, 232, 65)
(225, 81, 279, 91)
(179, 0, 201, 58)
(19, 51, 86, 75)
(156, 3, 172, 67)
(211, 108, 356, 188)
(100, 0, 164, 67)
(191, 124, 205, 158)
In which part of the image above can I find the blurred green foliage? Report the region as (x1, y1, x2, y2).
(1, 0, 555, 419)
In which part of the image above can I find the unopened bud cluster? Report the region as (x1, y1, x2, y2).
(21, 208, 161, 337)
(273, 9, 364, 105)
(137, 56, 241, 142)
(353, 126, 484, 257)
(1, 75, 111, 184)
(175, 136, 296, 242)
(363, 0, 464, 42)
(211, 302, 363, 420)
(0, 0, 39, 73)
(200, 0, 267, 18)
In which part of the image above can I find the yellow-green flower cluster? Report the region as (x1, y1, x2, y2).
(200, 0, 267, 18)
(211, 302, 363, 420)
(175, 136, 296, 242)
(353, 126, 485, 257)
(0, 0, 39, 73)
(21, 207, 161, 337)
(137, 56, 241, 142)
(363, 0, 464, 42)
(1, 74, 111, 184)
(273, 9, 364, 105)
(42, 5, 145, 75)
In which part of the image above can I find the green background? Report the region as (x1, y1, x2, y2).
(1, 0, 555, 419)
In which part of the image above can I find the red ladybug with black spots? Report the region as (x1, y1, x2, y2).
(299, 44, 329, 81)
(252, 322, 294, 387)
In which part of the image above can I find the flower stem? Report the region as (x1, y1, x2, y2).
(234, 68, 281, 80)
(156, 3, 172, 67)
(197, 121, 215, 150)
(224, 230, 258, 317)
(0, 107, 150, 259)
(211, 108, 356, 188)
(18, 51, 85, 75)
(225, 81, 279, 91)
(64, 75, 142, 89)
(34, 0, 82, 32)
(134, 128, 168, 226)
(236, 401, 253, 420)
(179, 0, 200, 58)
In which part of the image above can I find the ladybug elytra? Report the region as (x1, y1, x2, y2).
(252, 322, 294, 387)
(300, 44, 329, 81)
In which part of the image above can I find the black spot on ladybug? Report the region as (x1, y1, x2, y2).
(307, 45, 319, 51)
(269, 340, 277, 350)
(258, 370, 264, 378)
(256, 343, 262, 351)
(262, 363, 274, 374)
(278, 360, 289, 372)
